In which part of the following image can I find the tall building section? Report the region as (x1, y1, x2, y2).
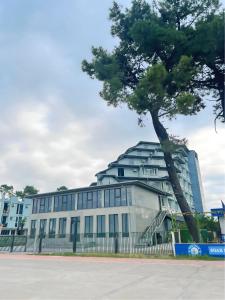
(96, 141, 203, 213)
(188, 150, 205, 213)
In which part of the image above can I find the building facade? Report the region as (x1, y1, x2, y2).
(28, 181, 170, 242)
(0, 194, 32, 235)
(188, 150, 205, 213)
(96, 141, 204, 213)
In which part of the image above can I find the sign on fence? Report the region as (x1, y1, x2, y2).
(175, 243, 225, 258)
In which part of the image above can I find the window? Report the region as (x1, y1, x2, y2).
(109, 214, 118, 237)
(58, 218, 67, 238)
(39, 219, 47, 237)
(49, 218, 56, 238)
(32, 197, 52, 214)
(32, 199, 38, 214)
(122, 214, 129, 237)
(84, 216, 93, 237)
(16, 204, 23, 215)
(118, 168, 124, 177)
(53, 194, 75, 212)
(39, 198, 45, 213)
(77, 191, 101, 210)
(104, 188, 128, 208)
(97, 215, 105, 237)
(70, 217, 80, 242)
(30, 220, 36, 238)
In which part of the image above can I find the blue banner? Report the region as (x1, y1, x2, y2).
(211, 208, 224, 217)
(175, 243, 225, 258)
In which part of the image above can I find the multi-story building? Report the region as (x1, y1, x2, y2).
(28, 181, 170, 242)
(95, 141, 203, 213)
(188, 150, 205, 213)
(27, 141, 204, 246)
(0, 194, 32, 235)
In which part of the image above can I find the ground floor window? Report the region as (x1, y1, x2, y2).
(122, 213, 129, 237)
(58, 218, 67, 238)
(39, 219, 47, 237)
(49, 218, 56, 238)
(70, 217, 80, 241)
(84, 216, 93, 237)
(30, 220, 36, 238)
(109, 214, 118, 237)
(97, 215, 105, 237)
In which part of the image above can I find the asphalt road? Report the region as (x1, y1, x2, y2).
(0, 254, 224, 300)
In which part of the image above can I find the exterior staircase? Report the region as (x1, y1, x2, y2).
(136, 210, 168, 247)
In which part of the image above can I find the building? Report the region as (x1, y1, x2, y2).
(188, 150, 205, 213)
(0, 194, 32, 235)
(96, 141, 204, 213)
(28, 181, 171, 244)
(27, 141, 204, 246)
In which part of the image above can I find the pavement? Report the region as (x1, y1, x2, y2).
(0, 253, 224, 300)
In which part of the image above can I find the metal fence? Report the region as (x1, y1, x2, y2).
(0, 232, 173, 256)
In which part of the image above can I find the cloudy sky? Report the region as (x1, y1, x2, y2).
(0, 0, 224, 210)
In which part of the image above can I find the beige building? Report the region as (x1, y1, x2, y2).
(28, 181, 170, 242)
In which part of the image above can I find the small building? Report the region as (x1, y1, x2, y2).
(28, 181, 170, 242)
(0, 194, 32, 235)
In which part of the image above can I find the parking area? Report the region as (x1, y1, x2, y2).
(0, 254, 224, 300)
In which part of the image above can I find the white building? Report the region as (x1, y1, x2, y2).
(96, 141, 204, 213)
(26, 141, 204, 246)
(0, 194, 32, 235)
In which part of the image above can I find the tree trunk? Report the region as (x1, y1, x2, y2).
(151, 112, 200, 243)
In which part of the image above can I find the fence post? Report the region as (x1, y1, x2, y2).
(171, 231, 176, 257)
(38, 235, 43, 253)
(24, 232, 28, 252)
(114, 234, 119, 254)
(10, 234, 15, 253)
(72, 221, 77, 253)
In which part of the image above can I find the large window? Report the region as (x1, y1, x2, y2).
(16, 204, 23, 215)
(70, 217, 80, 242)
(84, 216, 93, 237)
(97, 215, 105, 238)
(58, 218, 67, 238)
(109, 214, 118, 237)
(39, 219, 47, 237)
(49, 218, 56, 238)
(53, 194, 75, 212)
(122, 214, 129, 237)
(32, 197, 52, 214)
(77, 191, 101, 210)
(30, 220, 36, 238)
(104, 187, 128, 208)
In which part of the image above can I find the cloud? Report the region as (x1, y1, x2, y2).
(0, 0, 223, 213)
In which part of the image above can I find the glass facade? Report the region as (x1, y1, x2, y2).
(97, 215, 105, 237)
(58, 218, 67, 238)
(84, 216, 93, 237)
(77, 191, 101, 210)
(54, 194, 75, 212)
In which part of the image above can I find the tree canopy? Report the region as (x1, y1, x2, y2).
(82, 0, 224, 121)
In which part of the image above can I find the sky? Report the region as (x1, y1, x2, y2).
(0, 0, 224, 211)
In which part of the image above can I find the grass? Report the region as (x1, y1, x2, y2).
(35, 252, 225, 261)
